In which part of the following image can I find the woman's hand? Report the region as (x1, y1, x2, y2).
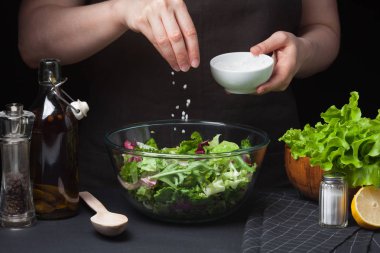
(114, 0, 200, 72)
(250, 31, 311, 95)
(250, 0, 340, 95)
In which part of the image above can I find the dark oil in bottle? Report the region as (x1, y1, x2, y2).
(29, 59, 79, 219)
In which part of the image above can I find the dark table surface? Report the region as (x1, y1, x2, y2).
(0, 186, 253, 253)
(2, 186, 378, 253)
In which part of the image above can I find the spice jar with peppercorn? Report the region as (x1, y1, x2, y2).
(0, 103, 36, 228)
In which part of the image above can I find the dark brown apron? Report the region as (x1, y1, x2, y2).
(69, 0, 302, 188)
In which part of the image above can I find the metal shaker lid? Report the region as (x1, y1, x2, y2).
(322, 171, 347, 183)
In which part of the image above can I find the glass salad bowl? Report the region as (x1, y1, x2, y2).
(104, 120, 270, 223)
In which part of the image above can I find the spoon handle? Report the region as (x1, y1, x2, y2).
(79, 191, 108, 213)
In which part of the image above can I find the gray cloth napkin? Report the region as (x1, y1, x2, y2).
(241, 189, 378, 253)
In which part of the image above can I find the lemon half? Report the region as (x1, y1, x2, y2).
(351, 186, 380, 230)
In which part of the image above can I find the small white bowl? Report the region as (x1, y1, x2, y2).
(210, 52, 274, 94)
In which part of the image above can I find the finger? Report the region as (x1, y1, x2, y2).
(255, 67, 290, 95)
(147, 14, 180, 71)
(255, 79, 280, 95)
(174, 3, 200, 68)
(161, 9, 190, 72)
(250, 31, 288, 56)
(139, 23, 180, 72)
(138, 23, 160, 52)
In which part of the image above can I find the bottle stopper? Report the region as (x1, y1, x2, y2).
(70, 100, 90, 120)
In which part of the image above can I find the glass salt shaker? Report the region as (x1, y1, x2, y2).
(0, 103, 36, 228)
(319, 172, 348, 228)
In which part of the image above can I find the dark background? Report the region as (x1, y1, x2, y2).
(0, 0, 379, 127)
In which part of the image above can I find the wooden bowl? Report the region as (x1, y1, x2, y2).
(284, 145, 360, 202)
(284, 145, 323, 201)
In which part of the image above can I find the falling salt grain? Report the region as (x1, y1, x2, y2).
(174, 127, 177, 131)
(182, 111, 185, 116)
(171, 113, 175, 118)
(171, 71, 175, 76)
(150, 130, 155, 134)
(175, 105, 179, 110)
(183, 84, 187, 90)
(172, 81, 176, 85)
(181, 129, 186, 134)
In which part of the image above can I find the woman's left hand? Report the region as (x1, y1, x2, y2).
(250, 31, 309, 95)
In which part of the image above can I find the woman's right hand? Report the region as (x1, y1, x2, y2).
(113, 0, 200, 72)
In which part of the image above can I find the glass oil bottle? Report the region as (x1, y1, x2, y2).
(29, 58, 79, 219)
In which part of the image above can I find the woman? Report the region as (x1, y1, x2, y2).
(18, 0, 340, 188)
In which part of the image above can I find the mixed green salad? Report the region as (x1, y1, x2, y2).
(118, 131, 256, 221)
(279, 91, 380, 187)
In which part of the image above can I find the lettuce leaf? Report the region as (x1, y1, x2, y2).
(279, 91, 380, 187)
(119, 131, 256, 219)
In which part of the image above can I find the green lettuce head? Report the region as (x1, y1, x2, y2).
(279, 91, 380, 187)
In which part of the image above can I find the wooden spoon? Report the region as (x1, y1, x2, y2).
(79, 191, 128, 237)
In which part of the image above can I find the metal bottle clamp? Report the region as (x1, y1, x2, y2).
(48, 74, 81, 114)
